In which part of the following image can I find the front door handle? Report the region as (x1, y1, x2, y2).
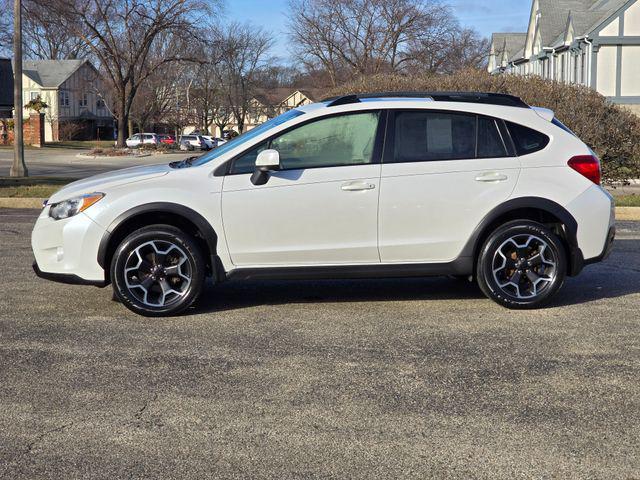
(341, 181, 376, 191)
(475, 172, 509, 183)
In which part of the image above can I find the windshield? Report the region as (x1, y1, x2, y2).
(189, 109, 306, 167)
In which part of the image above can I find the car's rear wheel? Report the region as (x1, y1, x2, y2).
(111, 225, 205, 317)
(476, 220, 567, 309)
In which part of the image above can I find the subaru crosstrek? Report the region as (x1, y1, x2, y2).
(32, 92, 616, 316)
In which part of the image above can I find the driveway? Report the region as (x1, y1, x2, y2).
(0, 147, 194, 178)
(1, 209, 639, 479)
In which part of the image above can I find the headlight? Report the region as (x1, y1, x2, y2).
(49, 193, 105, 220)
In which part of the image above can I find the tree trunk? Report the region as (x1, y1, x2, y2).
(117, 115, 127, 148)
(11, 0, 28, 177)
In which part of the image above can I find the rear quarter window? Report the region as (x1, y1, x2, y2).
(506, 121, 550, 156)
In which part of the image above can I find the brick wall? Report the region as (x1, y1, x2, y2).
(24, 113, 45, 147)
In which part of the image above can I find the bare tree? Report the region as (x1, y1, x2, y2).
(209, 93, 233, 136)
(129, 59, 191, 133)
(22, 0, 90, 59)
(216, 23, 274, 133)
(404, 13, 489, 74)
(38, 0, 216, 147)
(0, 0, 12, 56)
(288, 0, 487, 85)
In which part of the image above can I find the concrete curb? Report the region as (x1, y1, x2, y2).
(615, 207, 640, 221)
(75, 153, 152, 160)
(1, 198, 639, 220)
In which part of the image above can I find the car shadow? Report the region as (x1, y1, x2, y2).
(190, 238, 640, 314)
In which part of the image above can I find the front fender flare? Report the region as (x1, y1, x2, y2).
(96, 202, 218, 271)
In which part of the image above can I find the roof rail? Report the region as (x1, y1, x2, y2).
(323, 91, 529, 108)
(325, 94, 361, 107)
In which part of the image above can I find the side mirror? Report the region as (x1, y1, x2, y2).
(251, 149, 280, 185)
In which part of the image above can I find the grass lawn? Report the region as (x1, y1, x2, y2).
(0, 177, 71, 198)
(0, 140, 115, 150)
(615, 194, 640, 207)
(45, 140, 116, 150)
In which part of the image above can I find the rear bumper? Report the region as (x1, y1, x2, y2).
(585, 226, 616, 266)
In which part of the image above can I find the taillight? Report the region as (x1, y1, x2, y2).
(568, 155, 601, 185)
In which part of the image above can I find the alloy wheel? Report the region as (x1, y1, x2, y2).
(123, 240, 192, 308)
(491, 234, 558, 300)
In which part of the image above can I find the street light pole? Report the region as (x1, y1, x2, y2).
(10, 0, 27, 177)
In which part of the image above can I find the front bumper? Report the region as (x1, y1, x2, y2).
(33, 262, 107, 287)
(31, 208, 108, 284)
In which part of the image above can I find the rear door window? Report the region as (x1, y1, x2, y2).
(477, 117, 508, 158)
(505, 121, 550, 155)
(393, 111, 475, 162)
(390, 111, 509, 163)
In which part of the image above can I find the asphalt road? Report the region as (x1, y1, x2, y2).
(0, 148, 193, 178)
(1, 209, 639, 479)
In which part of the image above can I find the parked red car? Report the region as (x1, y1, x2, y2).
(158, 134, 176, 145)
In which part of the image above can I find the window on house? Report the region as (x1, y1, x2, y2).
(30, 91, 39, 101)
(96, 98, 105, 109)
(59, 91, 70, 107)
(79, 93, 88, 108)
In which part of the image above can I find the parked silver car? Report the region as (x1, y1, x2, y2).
(125, 133, 159, 148)
(179, 135, 208, 151)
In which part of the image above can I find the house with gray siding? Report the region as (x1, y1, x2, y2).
(21, 59, 113, 142)
(488, 0, 640, 116)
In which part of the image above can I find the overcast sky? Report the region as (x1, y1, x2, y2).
(226, 0, 533, 61)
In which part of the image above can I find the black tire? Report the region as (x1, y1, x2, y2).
(476, 220, 567, 309)
(111, 225, 206, 317)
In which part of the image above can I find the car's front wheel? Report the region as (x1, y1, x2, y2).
(111, 225, 205, 316)
(476, 220, 567, 309)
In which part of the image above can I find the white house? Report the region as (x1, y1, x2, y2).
(186, 89, 320, 136)
(488, 0, 640, 116)
(21, 59, 113, 142)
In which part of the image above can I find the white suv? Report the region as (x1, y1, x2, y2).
(125, 133, 159, 148)
(32, 92, 615, 316)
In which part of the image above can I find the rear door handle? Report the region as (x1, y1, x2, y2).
(341, 181, 376, 191)
(475, 172, 509, 183)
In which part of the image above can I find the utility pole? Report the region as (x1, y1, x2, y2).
(11, 0, 27, 177)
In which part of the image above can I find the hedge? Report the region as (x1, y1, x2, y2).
(328, 69, 640, 184)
